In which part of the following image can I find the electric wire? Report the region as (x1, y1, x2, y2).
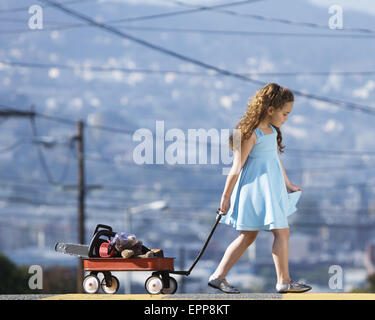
(0, 139, 26, 153)
(0, 0, 260, 35)
(3, 0, 374, 38)
(35, 0, 375, 116)
(29, 109, 56, 184)
(169, 0, 375, 35)
(0, 191, 372, 215)
(2, 105, 375, 163)
(1, 173, 374, 194)
(83, 153, 375, 174)
(3, 59, 375, 77)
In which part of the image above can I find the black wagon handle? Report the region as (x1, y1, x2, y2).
(180, 208, 226, 276)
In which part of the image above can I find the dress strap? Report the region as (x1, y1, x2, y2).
(254, 128, 263, 138)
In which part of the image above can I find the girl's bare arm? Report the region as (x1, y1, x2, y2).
(222, 133, 257, 198)
(278, 155, 291, 187)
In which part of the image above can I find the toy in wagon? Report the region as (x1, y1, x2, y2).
(55, 211, 226, 294)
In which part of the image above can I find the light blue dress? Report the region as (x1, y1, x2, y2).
(220, 124, 302, 231)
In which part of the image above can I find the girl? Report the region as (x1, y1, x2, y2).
(208, 83, 312, 294)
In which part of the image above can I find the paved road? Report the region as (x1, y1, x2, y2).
(1, 293, 375, 300)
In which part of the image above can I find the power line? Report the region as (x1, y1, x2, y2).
(0, 104, 136, 135)
(0, 174, 373, 211)
(0, 0, 259, 35)
(0, 175, 62, 189)
(3, 5, 374, 115)
(4, 11, 375, 40)
(36, 0, 375, 117)
(3, 0, 373, 43)
(2, 104, 375, 175)
(1, 202, 374, 229)
(0, 105, 74, 185)
(4, 18, 374, 40)
(83, 142, 375, 160)
(0, 104, 75, 126)
(1, 105, 373, 192)
(2, 105, 375, 165)
(82, 146, 375, 174)
(3, 59, 375, 78)
(170, 0, 375, 35)
(114, 25, 375, 39)
(95, 181, 375, 193)
(0, 106, 72, 185)
(29, 107, 58, 184)
(1, 191, 373, 214)
(0, 140, 26, 153)
(0, 105, 219, 153)
(1, 174, 373, 193)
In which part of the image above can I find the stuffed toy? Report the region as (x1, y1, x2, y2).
(110, 232, 163, 259)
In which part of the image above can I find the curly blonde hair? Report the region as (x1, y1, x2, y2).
(229, 83, 294, 154)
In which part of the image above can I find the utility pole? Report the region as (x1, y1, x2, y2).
(74, 120, 85, 293)
(67, 121, 102, 292)
(77, 121, 85, 247)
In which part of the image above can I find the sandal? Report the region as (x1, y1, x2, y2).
(208, 277, 240, 294)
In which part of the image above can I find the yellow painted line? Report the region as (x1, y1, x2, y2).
(282, 293, 375, 300)
(42, 293, 375, 300)
(43, 294, 168, 300)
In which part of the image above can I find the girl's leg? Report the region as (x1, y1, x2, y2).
(271, 228, 291, 284)
(211, 230, 258, 279)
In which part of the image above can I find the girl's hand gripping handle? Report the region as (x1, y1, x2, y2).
(216, 208, 227, 216)
(218, 195, 230, 215)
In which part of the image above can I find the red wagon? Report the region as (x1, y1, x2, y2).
(82, 257, 176, 294)
(55, 210, 225, 294)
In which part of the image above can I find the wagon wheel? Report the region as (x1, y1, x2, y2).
(101, 275, 120, 294)
(161, 276, 178, 294)
(144, 276, 164, 295)
(83, 274, 100, 294)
